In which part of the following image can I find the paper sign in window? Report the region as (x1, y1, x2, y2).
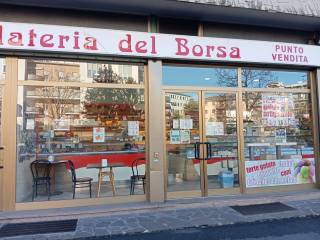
(93, 127, 105, 143)
(170, 130, 181, 144)
(26, 119, 35, 130)
(180, 130, 191, 144)
(128, 121, 139, 136)
(206, 122, 224, 136)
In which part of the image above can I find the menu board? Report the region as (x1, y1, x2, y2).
(262, 94, 295, 127)
(93, 127, 105, 143)
(128, 121, 139, 136)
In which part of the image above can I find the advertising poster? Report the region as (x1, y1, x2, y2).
(206, 122, 224, 136)
(245, 158, 315, 188)
(128, 121, 139, 136)
(170, 130, 181, 144)
(262, 94, 295, 127)
(93, 127, 105, 143)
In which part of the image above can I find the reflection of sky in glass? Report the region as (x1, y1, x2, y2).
(241, 69, 308, 88)
(163, 66, 237, 87)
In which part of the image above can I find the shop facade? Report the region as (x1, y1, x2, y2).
(0, 3, 319, 211)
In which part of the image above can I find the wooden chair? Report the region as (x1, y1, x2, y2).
(68, 160, 92, 199)
(96, 159, 116, 197)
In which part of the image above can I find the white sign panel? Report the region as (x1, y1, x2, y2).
(246, 159, 315, 188)
(0, 22, 320, 66)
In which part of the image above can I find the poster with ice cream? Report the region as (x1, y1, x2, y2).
(246, 158, 315, 188)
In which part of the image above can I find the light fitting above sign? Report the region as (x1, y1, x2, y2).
(0, 22, 318, 66)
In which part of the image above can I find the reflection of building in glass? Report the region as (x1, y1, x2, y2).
(85, 63, 142, 84)
(165, 93, 191, 116)
(285, 81, 308, 89)
(24, 59, 81, 82)
(205, 95, 237, 124)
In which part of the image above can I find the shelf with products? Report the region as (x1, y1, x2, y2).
(34, 125, 145, 154)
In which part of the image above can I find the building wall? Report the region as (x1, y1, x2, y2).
(0, 5, 148, 31)
(0, 5, 315, 45)
(177, 0, 320, 17)
(204, 22, 314, 44)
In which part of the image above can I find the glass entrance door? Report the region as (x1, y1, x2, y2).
(165, 92, 203, 195)
(165, 91, 240, 197)
(202, 92, 239, 195)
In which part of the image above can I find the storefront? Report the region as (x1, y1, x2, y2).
(0, 12, 319, 211)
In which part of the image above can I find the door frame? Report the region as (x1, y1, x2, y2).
(163, 88, 242, 199)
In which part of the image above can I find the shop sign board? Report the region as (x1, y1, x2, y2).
(245, 159, 315, 188)
(0, 22, 320, 66)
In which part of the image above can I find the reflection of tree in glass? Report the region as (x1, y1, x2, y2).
(214, 69, 237, 87)
(84, 65, 143, 119)
(241, 70, 276, 114)
(93, 64, 135, 84)
(84, 88, 142, 106)
(184, 99, 199, 128)
(241, 69, 276, 88)
(41, 87, 80, 119)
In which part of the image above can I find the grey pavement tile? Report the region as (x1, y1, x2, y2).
(74, 230, 95, 239)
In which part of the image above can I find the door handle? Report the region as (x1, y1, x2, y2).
(194, 142, 200, 159)
(194, 142, 212, 160)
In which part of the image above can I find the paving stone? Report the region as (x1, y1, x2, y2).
(2, 190, 320, 239)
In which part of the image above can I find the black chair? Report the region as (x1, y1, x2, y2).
(130, 157, 146, 195)
(30, 160, 52, 201)
(68, 160, 92, 199)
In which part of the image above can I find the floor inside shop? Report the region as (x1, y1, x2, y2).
(25, 182, 145, 202)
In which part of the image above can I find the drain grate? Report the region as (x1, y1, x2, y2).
(0, 219, 78, 238)
(230, 202, 295, 215)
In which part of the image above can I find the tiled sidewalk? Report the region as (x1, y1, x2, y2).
(1, 189, 320, 239)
